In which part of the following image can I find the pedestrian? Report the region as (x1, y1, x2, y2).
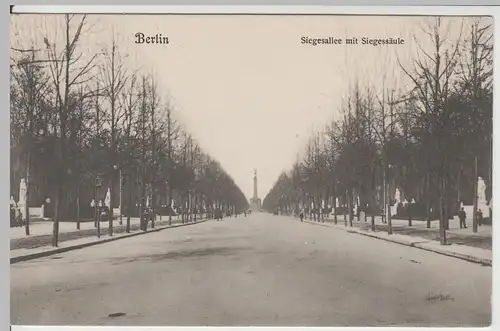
(477, 209, 483, 227)
(10, 197, 17, 227)
(459, 207, 467, 229)
(15, 205, 23, 227)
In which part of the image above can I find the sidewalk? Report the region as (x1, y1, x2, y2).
(318, 215, 491, 248)
(11, 217, 209, 264)
(300, 215, 492, 266)
(11, 217, 140, 240)
(383, 216, 492, 239)
(10, 214, 185, 240)
(10, 214, 191, 251)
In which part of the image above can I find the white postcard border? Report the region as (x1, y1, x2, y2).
(7, 4, 499, 331)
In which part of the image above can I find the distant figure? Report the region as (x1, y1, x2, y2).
(459, 207, 467, 229)
(359, 208, 366, 223)
(244, 210, 247, 217)
(10, 197, 17, 227)
(299, 210, 304, 222)
(15, 205, 23, 227)
(477, 209, 483, 227)
(214, 208, 223, 221)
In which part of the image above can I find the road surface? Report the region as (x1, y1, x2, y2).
(11, 213, 491, 326)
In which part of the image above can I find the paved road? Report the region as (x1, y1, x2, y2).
(11, 213, 491, 326)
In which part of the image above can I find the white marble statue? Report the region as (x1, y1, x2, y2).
(390, 188, 401, 217)
(478, 177, 487, 204)
(104, 188, 111, 208)
(394, 188, 401, 204)
(477, 177, 490, 218)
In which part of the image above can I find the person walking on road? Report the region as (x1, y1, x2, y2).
(459, 207, 467, 229)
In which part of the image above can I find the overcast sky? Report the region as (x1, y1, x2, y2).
(11, 14, 474, 200)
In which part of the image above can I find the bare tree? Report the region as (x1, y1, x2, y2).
(165, 100, 179, 225)
(398, 17, 463, 244)
(10, 46, 51, 235)
(100, 34, 129, 234)
(456, 18, 493, 232)
(148, 76, 161, 228)
(43, 14, 98, 247)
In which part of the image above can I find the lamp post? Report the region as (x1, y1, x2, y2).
(114, 165, 123, 225)
(95, 175, 102, 239)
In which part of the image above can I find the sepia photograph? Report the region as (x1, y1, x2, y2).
(9, 9, 493, 327)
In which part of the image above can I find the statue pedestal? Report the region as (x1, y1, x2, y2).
(390, 204, 398, 217)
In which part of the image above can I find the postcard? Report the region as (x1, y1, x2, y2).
(9, 7, 493, 327)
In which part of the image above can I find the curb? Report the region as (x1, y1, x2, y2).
(352, 229, 417, 247)
(301, 219, 492, 267)
(412, 242, 492, 266)
(10, 219, 209, 264)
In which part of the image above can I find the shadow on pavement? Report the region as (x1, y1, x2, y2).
(109, 246, 248, 265)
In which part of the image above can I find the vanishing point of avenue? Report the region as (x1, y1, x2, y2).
(10, 14, 492, 327)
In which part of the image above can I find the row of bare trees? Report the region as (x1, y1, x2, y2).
(263, 17, 492, 244)
(10, 14, 248, 245)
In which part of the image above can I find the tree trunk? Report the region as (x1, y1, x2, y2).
(168, 187, 173, 225)
(52, 183, 62, 247)
(76, 181, 80, 230)
(333, 193, 338, 224)
(445, 176, 450, 230)
(425, 174, 431, 228)
(440, 176, 447, 245)
(139, 183, 145, 231)
(473, 156, 478, 233)
(126, 178, 131, 233)
(386, 173, 393, 235)
(347, 191, 353, 227)
(108, 180, 113, 236)
(370, 191, 376, 231)
(457, 163, 463, 213)
(24, 150, 31, 235)
(344, 196, 347, 226)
